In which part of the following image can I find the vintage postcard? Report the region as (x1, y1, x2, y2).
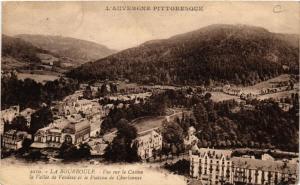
(1, 1, 299, 185)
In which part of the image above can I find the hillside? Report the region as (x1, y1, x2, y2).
(2, 35, 73, 76)
(2, 35, 48, 63)
(2, 34, 52, 70)
(16, 34, 116, 65)
(67, 24, 299, 85)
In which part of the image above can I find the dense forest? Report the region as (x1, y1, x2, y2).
(67, 24, 299, 85)
(158, 89, 299, 152)
(194, 99, 298, 152)
(1, 72, 79, 110)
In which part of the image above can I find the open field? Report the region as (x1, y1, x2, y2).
(117, 81, 139, 89)
(1, 56, 29, 70)
(17, 73, 60, 84)
(242, 74, 293, 95)
(132, 116, 166, 133)
(209, 74, 297, 102)
(210, 92, 241, 102)
(257, 89, 299, 100)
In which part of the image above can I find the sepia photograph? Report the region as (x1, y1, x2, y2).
(0, 1, 299, 185)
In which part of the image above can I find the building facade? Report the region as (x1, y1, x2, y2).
(62, 119, 91, 145)
(31, 126, 63, 148)
(88, 112, 102, 137)
(190, 148, 233, 185)
(231, 157, 298, 185)
(189, 148, 298, 185)
(134, 129, 163, 160)
(31, 117, 91, 148)
(2, 129, 30, 150)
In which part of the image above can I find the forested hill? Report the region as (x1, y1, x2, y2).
(67, 24, 299, 85)
(2, 34, 50, 64)
(16, 34, 117, 64)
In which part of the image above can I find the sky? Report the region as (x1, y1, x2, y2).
(2, 1, 300, 50)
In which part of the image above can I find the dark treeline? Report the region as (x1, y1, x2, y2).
(162, 90, 299, 152)
(1, 73, 79, 110)
(164, 159, 190, 176)
(59, 142, 91, 161)
(67, 25, 299, 85)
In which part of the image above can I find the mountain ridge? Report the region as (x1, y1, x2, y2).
(15, 34, 117, 64)
(65, 24, 298, 85)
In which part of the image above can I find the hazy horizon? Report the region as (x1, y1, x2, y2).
(3, 1, 300, 50)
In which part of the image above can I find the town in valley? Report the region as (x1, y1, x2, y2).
(1, 2, 299, 185)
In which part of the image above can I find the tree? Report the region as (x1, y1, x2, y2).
(59, 142, 78, 160)
(25, 150, 43, 161)
(162, 121, 184, 146)
(5, 115, 28, 132)
(193, 102, 208, 129)
(77, 143, 92, 158)
(17, 138, 33, 154)
(100, 83, 111, 96)
(116, 119, 137, 142)
(205, 99, 217, 122)
(103, 120, 139, 162)
(22, 138, 33, 151)
(83, 86, 93, 99)
(30, 106, 53, 135)
(164, 159, 190, 175)
(204, 92, 212, 100)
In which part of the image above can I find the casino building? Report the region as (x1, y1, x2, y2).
(31, 116, 91, 148)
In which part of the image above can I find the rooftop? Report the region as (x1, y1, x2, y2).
(67, 114, 83, 122)
(137, 128, 160, 137)
(231, 157, 298, 174)
(64, 119, 90, 132)
(20, 108, 36, 115)
(192, 148, 233, 159)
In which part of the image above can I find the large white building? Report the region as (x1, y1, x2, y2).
(31, 116, 91, 148)
(190, 148, 233, 185)
(134, 129, 163, 160)
(51, 92, 95, 117)
(189, 148, 298, 185)
(31, 118, 70, 148)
